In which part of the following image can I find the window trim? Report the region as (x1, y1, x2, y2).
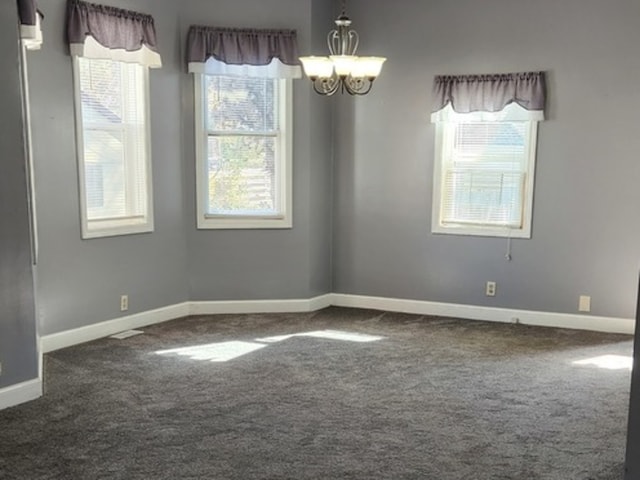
(72, 56, 154, 239)
(431, 119, 538, 239)
(19, 41, 39, 264)
(194, 74, 293, 230)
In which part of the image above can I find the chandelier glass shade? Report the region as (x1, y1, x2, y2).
(299, 7, 386, 96)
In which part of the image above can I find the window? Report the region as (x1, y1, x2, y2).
(430, 72, 545, 238)
(433, 109, 538, 238)
(194, 74, 292, 229)
(186, 25, 299, 229)
(73, 57, 153, 239)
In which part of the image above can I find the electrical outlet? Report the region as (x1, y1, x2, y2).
(579, 295, 591, 313)
(486, 281, 497, 297)
(120, 295, 129, 312)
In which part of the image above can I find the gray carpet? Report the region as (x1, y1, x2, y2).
(0, 307, 633, 479)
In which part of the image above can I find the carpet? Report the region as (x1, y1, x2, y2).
(0, 307, 632, 479)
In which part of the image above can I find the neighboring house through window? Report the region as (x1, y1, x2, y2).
(187, 26, 300, 229)
(430, 72, 546, 238)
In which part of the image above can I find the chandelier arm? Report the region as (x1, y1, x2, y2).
(312, 76, 341, 96)
(352, 81, 374, 96)
(343, 77, 375, 96)
(327, 30, 339, 55)
(348, 30, 359, 55)
(307, 75, 377, 96)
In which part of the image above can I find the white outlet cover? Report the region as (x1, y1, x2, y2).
(579, 295, 591, 312)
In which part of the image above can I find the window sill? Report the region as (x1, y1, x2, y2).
(197, 215, 292, 230)
(431, 224, 531, 239)
(82, 219, 154, 239)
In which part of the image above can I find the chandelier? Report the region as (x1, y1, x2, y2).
(298, 1, 386, 96)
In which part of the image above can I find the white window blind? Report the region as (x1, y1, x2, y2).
(205, 75, 279, 216)
(431, 73, 544, 239)
(432, 112, 538, 238)
(441, 121, 528, 228)
(74, 57, 152, 238)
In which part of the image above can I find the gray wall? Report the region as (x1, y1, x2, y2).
(0, 1, 38, 387)
(27, 0, 334, 336)
(307, 0, 335, 297)
(24, 0, 640, 339)
(333, 0, 640, 319)
(183, 0, 333, 301)
(29, 0, 191, 336)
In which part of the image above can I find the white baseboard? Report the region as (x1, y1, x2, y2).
(0, 378, 42, 411)
(40, 302, 191, 353)
(189, 294, 333, 316)
(18, 292, 630, 413)
(308, 294, 334, 312)
(39, 293, 633, 356)
(330, 294, 635, 335)
(40, 296, 333, 353)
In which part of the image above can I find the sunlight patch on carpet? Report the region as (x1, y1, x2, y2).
(156, 341, 267, 363)
(156, 330, 384, 363)
(572, 354, 632, 370)
(256, 329, 384, 344)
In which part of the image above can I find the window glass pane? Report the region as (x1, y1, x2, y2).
(452, 122, 526, 169)
(197, 74, 291, 228)
(441, 120, 528, 228)
(206, 76, 277, 132)
(79, 58, 123, 123)
(84, 129, 126, 218)
(77, 58, 148, 225)
(207, 135, 277, 215)
(442, 170, 524, 227)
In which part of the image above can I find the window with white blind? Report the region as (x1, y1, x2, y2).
(194, 74, 292, 229)
(73, 57, 153, 239)
(432, 110, 538, 238)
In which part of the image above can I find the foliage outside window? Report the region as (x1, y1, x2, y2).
(195, 74, 292, 229)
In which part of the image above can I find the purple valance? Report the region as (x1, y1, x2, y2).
(187, 26, 301, 78)
(66, 0, 161, 68)
(432, 72, 546, 116)
(18, 0, 43, 50)
(18, 0, 38, 27)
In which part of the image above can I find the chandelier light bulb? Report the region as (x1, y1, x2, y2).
(358, 57, 386, 78)
(299, 56, 334, 79)
(330, 55, 358, 77)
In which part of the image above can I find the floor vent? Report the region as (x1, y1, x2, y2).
(109, 330, 144, 340)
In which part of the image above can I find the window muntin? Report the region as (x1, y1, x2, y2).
(73, 57, 153, 238)
(195, 74, 292, 229)
(433, 114, 538, 238)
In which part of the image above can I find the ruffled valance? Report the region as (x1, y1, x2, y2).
(431, 72, 546, 122)
(66, 0, 161, 68)
(18, 0, 43, 50)
(187, 26, 301, 78)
